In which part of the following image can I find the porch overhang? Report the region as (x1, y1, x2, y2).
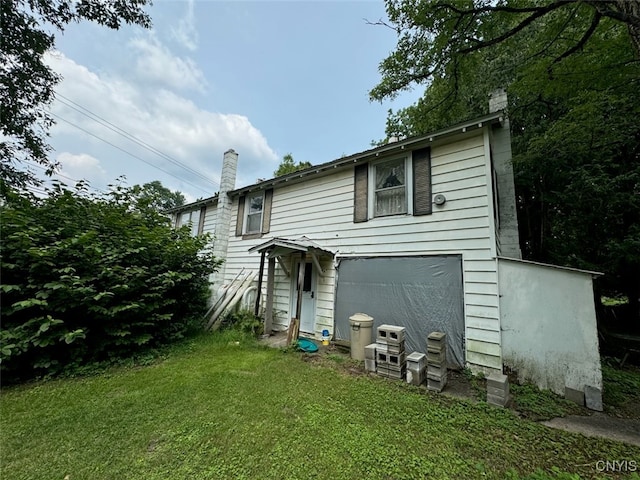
(248, 236, 335, 259)
(249, 237, 334, 340)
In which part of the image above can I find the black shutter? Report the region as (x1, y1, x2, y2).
(354, 164, 368, 223)
(235, 195, 245, 236)
(262, 189, 273, 234)
(197, 206, 206, 235)
(413, 147, 432, 216)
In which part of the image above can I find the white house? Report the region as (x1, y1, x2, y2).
(168, 95, 603, 409)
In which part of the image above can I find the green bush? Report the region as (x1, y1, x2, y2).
(221, 309, 264, 337)
(0, 182, 222, 383)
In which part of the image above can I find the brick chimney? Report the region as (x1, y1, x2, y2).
(211, 149, 238, 294)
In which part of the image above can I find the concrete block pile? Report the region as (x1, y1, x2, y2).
(426, 331, 448, 392)
(376, 324, 406, 380)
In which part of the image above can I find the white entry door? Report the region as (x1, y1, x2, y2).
(292, 260, 316, 333)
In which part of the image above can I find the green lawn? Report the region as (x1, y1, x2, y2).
(1, 332, 638, 480)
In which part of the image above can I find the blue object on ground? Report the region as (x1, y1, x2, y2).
(297, 338, 319, 352)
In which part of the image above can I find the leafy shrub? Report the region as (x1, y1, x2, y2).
(0, 182, 222, 383)
(221, 309, 264, 337)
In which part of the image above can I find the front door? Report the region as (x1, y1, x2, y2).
(292, 260, 316, 333)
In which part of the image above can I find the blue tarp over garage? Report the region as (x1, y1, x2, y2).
(334, 255, 465, 367)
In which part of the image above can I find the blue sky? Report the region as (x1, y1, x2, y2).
(44, 1, 422, 202)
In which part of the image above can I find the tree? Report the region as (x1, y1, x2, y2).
(131, 181, 186, 212)
(370, 0, 640, 320)
(273, 153, 312, 177)
(370, 0, 640, 105)
(0, 0, 152, 189)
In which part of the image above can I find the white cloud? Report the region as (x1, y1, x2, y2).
(56, 152, 108, 189)
(171, 0, 199, 52)
(44, 48, 278, 196)
(129, 35, 206, 92)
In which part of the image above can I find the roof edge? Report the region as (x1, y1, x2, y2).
(230, 111, 505, 196)
(497, 256, 604, 277)
(163, 194, 219, 215)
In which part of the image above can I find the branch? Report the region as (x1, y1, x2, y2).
(593, 4, 640, 29)
(364, 17, 399, 34)
(436, 2, 569, 15)
(548, 10, 602, 72)
(457, 0, 574, 54)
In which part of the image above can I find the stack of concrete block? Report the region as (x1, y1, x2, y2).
(376, 324, 406, 380)
(364, 343, 377, 372)
(406, 352, 426, 386)
(486, 372, 510, 407)
(426, 332, 447, 392)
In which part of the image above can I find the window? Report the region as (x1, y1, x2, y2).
(374, 158, 407, 216)
(245, 193, 264, 234)
(178, 208, 205, 236)
(353, 147, 431, 223)
(235, 188, 273, 237)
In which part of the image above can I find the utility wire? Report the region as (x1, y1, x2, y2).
(55, 93, 220, 189)
(49, 112, 212, 196)
(25, 161, 107, 194)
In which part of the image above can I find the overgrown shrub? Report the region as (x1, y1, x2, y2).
(221, 309, 264, 337)
(0, 183, 222, 383)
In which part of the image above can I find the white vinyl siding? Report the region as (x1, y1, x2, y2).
(223, 130, 502, 370)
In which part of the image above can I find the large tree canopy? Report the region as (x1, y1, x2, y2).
(370, 0, 640, 105)
(0, 0, 152, 189)
(131, 181, 186, 212)
(371, 0, 640, 320)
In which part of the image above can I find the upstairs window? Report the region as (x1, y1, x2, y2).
(235, 188, 273, 238)
(245, 193, 264, 234)
(374, 158, 406, 216)
(179, 208, 205, 236)
(354, 147, 431, 223)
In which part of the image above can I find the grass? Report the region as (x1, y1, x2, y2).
(602, 359, 640, 419)
(1, 331, 639, 480)
(510, 383, 585, 421)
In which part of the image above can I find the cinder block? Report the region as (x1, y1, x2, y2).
(427, 350, 446, 364)
(585, 385, 603, 411)
(427, 331, 446, 343)
(377, 324, 406, 343)
(406, 367, 425, 386)
(486, 372, 508, 389)
(376, 351, 406, 367)
(487, 392, 509, 407)
(427, 377, 447, 392)
(564, 387, 585, 406)
(364, 359, 376, 372)
(377, 365, 406, 380)
(365, 343, 377, 360)
(376, 342, 404, 355)
(427, 364, 447, 379)
(487, 385, 509, 397)
(406, 352, 426, 370)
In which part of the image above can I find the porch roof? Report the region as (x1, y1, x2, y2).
(248, 236, 334, 258)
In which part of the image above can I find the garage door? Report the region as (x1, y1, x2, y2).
(334, 255, 465, 367)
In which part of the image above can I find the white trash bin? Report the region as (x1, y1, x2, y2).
(349, 313, 374, 361)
